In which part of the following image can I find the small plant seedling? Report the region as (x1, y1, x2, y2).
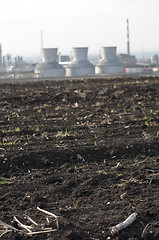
(144, 115, 151, 127)
(74, 200, 81, 209)
(55, 129, 73, 138)
(35, 125, 40, 132)
(118, 173, 123, 177)
(111, 162, 121, 170)
(14, 127, 20, 132)
(0, 176, 15, 185)
(94, 134, 99, 146)
(0, 138, 21, 146)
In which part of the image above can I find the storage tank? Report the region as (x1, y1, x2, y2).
(65, 47, 95, 77)
(35, 48, 65, 77)
(95, 47, 124, 74)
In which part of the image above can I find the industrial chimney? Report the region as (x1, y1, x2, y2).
(0, 44, 2, 69)
(127, 18, 130, 55)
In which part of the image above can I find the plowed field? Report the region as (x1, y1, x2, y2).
(0, 76, 159, 240)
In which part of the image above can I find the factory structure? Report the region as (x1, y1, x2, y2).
(65, 47, 95, 77)
(96, 47, 124, 74)
(118, 19, 136, 68)
(0, 44, 34, 72)
(35, 48, 65, 77)
(33, 19, 159, 77)
(1, 19, 159, 78)
(35, 46, 127, 77)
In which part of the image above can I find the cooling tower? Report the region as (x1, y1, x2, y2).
(95, 47, 124, 74)
(65, 47, 95, 77)
(35, 48, 65, 77)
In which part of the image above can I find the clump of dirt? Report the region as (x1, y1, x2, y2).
(0, 76, 159, 239)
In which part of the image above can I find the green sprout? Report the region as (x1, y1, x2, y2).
(35, 125, 40, 132)
(0, 176, 15, 185)
(74, 200, 81, 209)
(94, 134, 99, 146)
(14, 127, 20, 132)
(55, 129, 73, 138)
(0, 138, 21, 146)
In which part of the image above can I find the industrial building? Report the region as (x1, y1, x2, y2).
(35, 48, 65, 77)
(95, 47, 124, 74)
(1, 17, 159, 78)
(117, 19, 136, 68)
(65, 47, 95, 77)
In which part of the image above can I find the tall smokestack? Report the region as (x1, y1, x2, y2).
(0, 44, 2, 67)
(41, 30, 43, 49)
(127, 18, 130, 55)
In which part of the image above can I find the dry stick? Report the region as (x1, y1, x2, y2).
(27, 229, 57, 236)
(13, 216, 32, 233)
(46, 217, 50, 224)
(37, 207, 59, 229)
(13, 216, 57, 237)
(0, 230, 12, 238)
(24, 215, 38, 226)
(141, 223, 151, 238)
(0, 220, 20, 232)
(132, 158, 148, 166)
(0, 214, 57, 238)
(37, 207, 58, 218)
(109, 213, 138, 236)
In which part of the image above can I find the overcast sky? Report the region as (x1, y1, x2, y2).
(0, 0, 159, 58)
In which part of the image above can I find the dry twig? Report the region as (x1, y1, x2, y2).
(24, 215, 38, 226)
(37, 206, 59, 229)
(141, 223, 151, 238)
(0, 230, 12, 238)
(0, 207, 59, 237)
(109, 212, 138, 236)
(13, 216, 32, 233)
(27, 229, 57, 236)
(0, 220, 20, 232)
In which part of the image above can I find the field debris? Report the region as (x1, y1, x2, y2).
(37, 206, 59, 229)
(0, 207, 59, 237)
(109, 212, 138, 236)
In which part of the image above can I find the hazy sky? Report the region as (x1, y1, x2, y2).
(0, 0, 159, 58)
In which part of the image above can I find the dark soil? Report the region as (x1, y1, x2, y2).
(0, 76, 159, 240)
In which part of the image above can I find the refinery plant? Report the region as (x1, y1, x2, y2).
(0, 19, 159, 79)
(35, 48, 66, 77)
(0, 43, 159, 79)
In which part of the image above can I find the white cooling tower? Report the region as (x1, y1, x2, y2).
(35, 48, 65, 77)
(41, 48, 58, 63)
(95, 47, 124, 74)
(65, 47, 95, 77)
